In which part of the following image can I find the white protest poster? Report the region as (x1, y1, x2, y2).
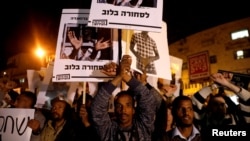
(36, 62, 73, 109)
(121, 21, 171, 80)
(68, 81, 99, 106)
(169, 55, 183, 97)
(0, 108, 35, 141)
(170, 56, 183, 79)
(52, 9, 120, 82)
(145, 55, 183, 97)
(27, 69, 42, 93)
(88, 0, 163, 32)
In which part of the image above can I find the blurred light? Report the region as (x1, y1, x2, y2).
(236, 50, 244, 59)
(236, 50, 243, 56)
(231, 29, 249, 40)
(36, 48, 45, 58)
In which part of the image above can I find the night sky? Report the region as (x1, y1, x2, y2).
(0, 0, 249, 70)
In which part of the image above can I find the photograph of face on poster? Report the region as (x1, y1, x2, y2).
(122, 21, 171, 80)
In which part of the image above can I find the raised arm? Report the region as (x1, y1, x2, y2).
(91, 55, 132, 140)
(67, 28, 83, 59)
(122, 56, 156, 136)
(210, 73, 250, 123)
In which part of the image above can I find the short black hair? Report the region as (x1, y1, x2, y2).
(206, 94, 226, 110)
(20, 91, 37, 108)
(51, 96, 73, 120)
(114, 90, 136, 108)
(171, 95, 193, 118)
(8, 89, 19, 102)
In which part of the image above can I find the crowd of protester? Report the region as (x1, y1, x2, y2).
(0, 54, 250, 141)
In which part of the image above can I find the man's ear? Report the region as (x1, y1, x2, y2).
(132, 107, 135, 115)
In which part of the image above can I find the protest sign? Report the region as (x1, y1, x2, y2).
(52, 9, 120, 82)
(188, 51, 210, 80)
(88, 0, 163, 32)
(121, 21, 171, 80)
(218, 70, 250, 90)
(0, 108, 34, 141)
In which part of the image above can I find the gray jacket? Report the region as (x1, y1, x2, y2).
(91, 77, 156, 141)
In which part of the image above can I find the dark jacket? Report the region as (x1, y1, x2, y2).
(54, 120, 76, 141)
(73, 118, 101, 141)
(91, 77, 156, 141)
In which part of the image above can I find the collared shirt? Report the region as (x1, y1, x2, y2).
(91, 78, 156, 141)
(40, 120, 66, 141)
(172, 125, 200, 141)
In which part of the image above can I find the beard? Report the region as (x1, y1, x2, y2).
(176, 118, 193, 127)
(51, 112, 62, 121)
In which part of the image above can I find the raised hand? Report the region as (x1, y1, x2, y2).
(119, 55, 132, 82)
(133, 70, 147, 85)
(27, 119, 41, 134)
(210, 73, 231, 87)
(79, 104, 90, 127)
(161, 84, 177, 97)
(101, 62, 118, 77)
(67, 28, 83, 50)
(95, 37, 111, 50)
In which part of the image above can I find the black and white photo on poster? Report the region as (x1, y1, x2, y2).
(88, 0, 163, 32)
(61, 23, 114, 61)
(121, 21, 171, 80)
(52, 9, 120, 82)
(0, 108, 34, 141)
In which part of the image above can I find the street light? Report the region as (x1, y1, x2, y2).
(35, 48, 45, 58)
(35, 47, 46, 67)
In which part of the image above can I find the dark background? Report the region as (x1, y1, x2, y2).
(0, 0, 249, 70)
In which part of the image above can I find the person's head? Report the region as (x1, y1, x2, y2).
(83, 27, 96, 41)
(140, 31, 149, 39)
(171, 96, 194, 127)
(207, 94, 227, 117)
(13, 91, 37, 108)
(5, 79, 19, 90)
(114, 90, 136, 128)
(50, 96, 72, 121)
